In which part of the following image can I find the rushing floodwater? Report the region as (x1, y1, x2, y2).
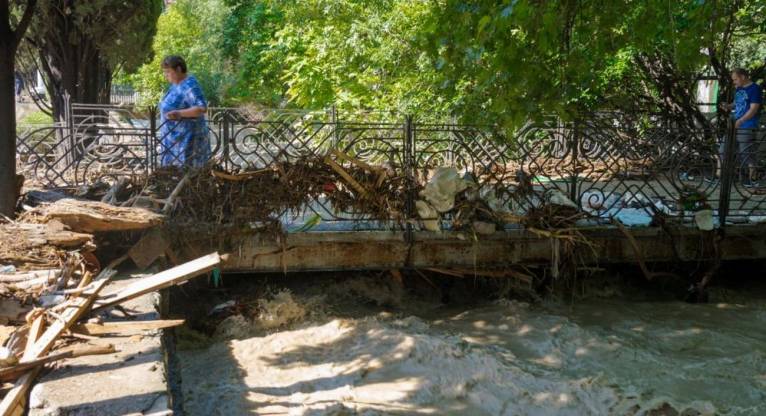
(176, 279, 766, 415)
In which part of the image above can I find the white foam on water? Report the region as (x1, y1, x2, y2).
(181, 295, 766, 415)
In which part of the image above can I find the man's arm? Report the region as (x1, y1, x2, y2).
(735, 103, 761, 128)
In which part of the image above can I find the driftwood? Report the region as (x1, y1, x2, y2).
(210, 167, 272, 181)
(613, 220, 679, 281)
(163, 172, 191, 214)
(323, 156, 369, 197)
(22, 199, 164, 233)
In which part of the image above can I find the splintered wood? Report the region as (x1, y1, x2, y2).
(0, 253, 221, 416)
(21, 198, 164, 233)
(0, 222, 93, 270)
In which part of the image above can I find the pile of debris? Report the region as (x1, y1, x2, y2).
(118, 150, 409, 228)
(0, 196, 223, 414)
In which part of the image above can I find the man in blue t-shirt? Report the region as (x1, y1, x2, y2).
(727, 68, 762, 186)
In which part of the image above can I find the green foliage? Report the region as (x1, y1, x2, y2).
(17, 110, 53, 126)
(132, 0, 230, 107)
(126, 0, 766, 127)
(220, 0, 285, 105)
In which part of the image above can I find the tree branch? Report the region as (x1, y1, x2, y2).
(14, 0, 38, 47)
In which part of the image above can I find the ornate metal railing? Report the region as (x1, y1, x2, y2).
(16, 102, 766, 227)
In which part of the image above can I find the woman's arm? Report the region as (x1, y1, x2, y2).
(166, 106, 206, 120)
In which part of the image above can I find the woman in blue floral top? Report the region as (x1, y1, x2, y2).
(158, 55, 211, 167)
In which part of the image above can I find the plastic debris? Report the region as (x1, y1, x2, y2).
(39, 294, 66, 308)
(613, 208, 653, 227)
(420, 167, 468, 213)
(622, 191, 651, 208)
(545, 189, 578, 209)
(209, 300, 236, 316)
(694, 209, 715, 231)
(415, 200, 441, 232)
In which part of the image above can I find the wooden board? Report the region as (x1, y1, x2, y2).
(92, 253, 221, 312)
(72, 319, 185, 335)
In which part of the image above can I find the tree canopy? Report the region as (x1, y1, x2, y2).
(16, 0, 162, 118)
(125, 0, 766, 127)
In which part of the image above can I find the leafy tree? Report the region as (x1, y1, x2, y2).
(132, 0, 229, 108)
(428, 0, 766, 129)
(220, 0, 284, 105)
(263, 0, 445, 115)
(1, 0, 36, 216)
(19, 0, 162, 120)
(126, 0, 766, 129)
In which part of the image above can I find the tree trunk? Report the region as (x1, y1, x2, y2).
(36, 10, 112, 122)
(0, 37, 18, 216)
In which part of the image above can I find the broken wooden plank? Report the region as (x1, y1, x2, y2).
(0, 309, 45, 416)
(128, 229, 170, 270)
(26, 272, 113, 361)
(24, 198, 163, 233)
(92, 253, 222, 312)
(0, 271, 112, 415)
(0, 344, 116, 382)
(24, 316, 44, 360)
(324, 156, 369, 196)
(71, 319, 185, 335)
(330, 149, 384, 173)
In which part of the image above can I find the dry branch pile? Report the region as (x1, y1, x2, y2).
(132, 153, 410, 227)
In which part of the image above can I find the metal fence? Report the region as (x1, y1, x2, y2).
(110, 85, 140, 105)
(15, 101, 766, 227)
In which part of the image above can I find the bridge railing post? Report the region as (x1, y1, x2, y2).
(718, 119, 737, 226)
(570, 119, 580, 204)
(404, 115, 415, 239)
(221, 110, 231, 170)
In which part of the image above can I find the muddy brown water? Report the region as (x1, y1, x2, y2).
(168, 272, 766, 415)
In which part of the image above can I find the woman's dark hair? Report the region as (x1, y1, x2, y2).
(161, 55, 187, 73)
(732, 68, 750, 78)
